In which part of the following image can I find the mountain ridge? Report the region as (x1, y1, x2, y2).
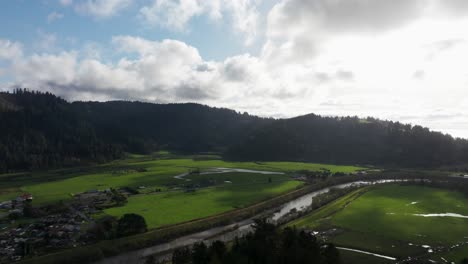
(1, 89, 467, 172)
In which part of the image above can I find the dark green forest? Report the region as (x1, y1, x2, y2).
(225, 114, 468, 167)
(0, 89, 267, 172)
(1, 89, 468, 172)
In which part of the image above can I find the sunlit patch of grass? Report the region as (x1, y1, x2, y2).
(0, 154, 363, 205)
(290, 184, 468, 258)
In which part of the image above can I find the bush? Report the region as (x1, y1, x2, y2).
(8, 211, 22, 220)
(172, 246, 191, 264)
(117, 213, 147, 237)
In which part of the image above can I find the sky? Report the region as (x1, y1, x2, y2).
(1, 0, 468, 138)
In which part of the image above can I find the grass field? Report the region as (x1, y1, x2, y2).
(105, 172, 303, 228)
(0, 156, 364, 205)
(0, 154, 365, 228)
(289, 184, 468, 262)
(0, 156, 363, 204)
(434, 244, 468, 263)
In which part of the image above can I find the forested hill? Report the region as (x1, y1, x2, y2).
(224, 114, 468, 168)
(0, 90, 268, 172)
(1, 89, 468, 172)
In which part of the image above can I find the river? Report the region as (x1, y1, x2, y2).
(174, 167, 284, 181)
(95, 178, 409, 264)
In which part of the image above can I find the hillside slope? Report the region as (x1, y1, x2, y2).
(1, 89, 467, 172)
(224, 114, 468, 168)
(0, 90, 267, 172)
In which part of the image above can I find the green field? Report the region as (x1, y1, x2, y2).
(289, 184, 468, 262)
(434, 245, 468, 263)
(0, 154, 364, 228)
(105, 172, 303, 228)
(0, 156, 364, 205)
(339, 249, 394, 264)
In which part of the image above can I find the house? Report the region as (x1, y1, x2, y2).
(74, 190, 105, 200)
(15, 193, 33, 203)
(0, 201, 12, 209)
(21, 193, 33, 201)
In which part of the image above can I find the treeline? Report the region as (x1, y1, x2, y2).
(2, 89, 468, 172)
(225, 114, 468, 168)
(165, 220, 341, 264)
(401, 177, 468, 197)
(0, 89, 268, 172)
(0, 90, 123, 172)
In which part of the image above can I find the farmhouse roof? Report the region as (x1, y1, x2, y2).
(20, 193, 33, 200)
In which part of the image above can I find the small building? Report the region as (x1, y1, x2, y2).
(21, 193, 33, 201)
(15, 193, 33, 203)
(0, 201, 12, 209)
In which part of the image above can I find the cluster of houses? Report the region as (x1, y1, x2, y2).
(0, 211, 86, 263)
(73, 189, 113, 206)
(0, 193, 33, 218)
(0, 187, 138, 263)
(72, 188, 131, 209)
(0, 188, 135, 263)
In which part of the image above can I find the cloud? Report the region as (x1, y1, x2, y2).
(112, 35, 201, 61)
(6, 36, 223, 102)
(223, 0, 260, 45)
(432, 39, 464, 52)
(139, 0, 259, 45)
(47, 12, 64, 23)
(412, 70, 425, 80)
(139, 0, 207, 31)
(76, 0, 132, 18)
(425, 39, 465, 60)
(35, 31, 58, 52)
(4, 31, 468, 138)
(0, 39, 23, 61)
(267, 0, 426, 37)
(263, 0, 429, 65)
(434, 0, 468, 17)
(3, 35, 298, 106)
(59, 0, 73, 6)
(12, 52, 77, 86)
(222, 54, 259, 82)
(4, 1, 468, 138)
(335, 70, 354, 81)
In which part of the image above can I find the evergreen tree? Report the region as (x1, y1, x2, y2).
(116, 214, 147, 237)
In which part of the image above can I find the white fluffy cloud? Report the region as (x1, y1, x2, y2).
(6, 36, 221, 102)
(4, 0, 468, 137)
(0, 39, 23, 61)
(12, 52, 77, 86)
(76, 0, 132, 18)
(258, 0, 468, 136)
(2, 34, 352, 117)
(140, 0, 260, 45)
(59, 0, 73, 6)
